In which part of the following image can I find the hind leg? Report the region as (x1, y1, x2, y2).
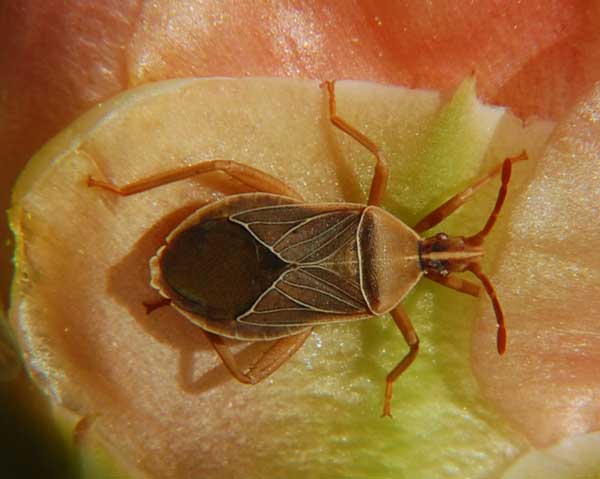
(88, 159, 303, 200)
(204, 328, 313, 384)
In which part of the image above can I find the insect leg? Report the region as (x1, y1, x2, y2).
(203, 331, 254, 384)
(383, 305, 419, 417)
(412, 152, 527, 234)
(204, 328, 312, 385)
(88, 160, 303, 200)
(322, 80, 388, 206)
(426, 274, 481, 297)
(468, 263, 506, 354)
(243, 328, 312, 384)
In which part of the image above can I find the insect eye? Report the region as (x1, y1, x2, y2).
(428, 259, 449, 276)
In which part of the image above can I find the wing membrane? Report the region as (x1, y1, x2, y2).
(231, 204, 362, 264)
(238, 267, 369, 326)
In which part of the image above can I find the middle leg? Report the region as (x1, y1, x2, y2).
(322, 80, 389, 206)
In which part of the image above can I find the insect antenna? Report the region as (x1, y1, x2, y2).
(420, 154, 525, 354)
(464, 156, 517, 354)
(468, 264, 506, 354)
(466, 158, 512, 246)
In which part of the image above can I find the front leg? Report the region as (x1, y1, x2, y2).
(412, 152, 527, 234)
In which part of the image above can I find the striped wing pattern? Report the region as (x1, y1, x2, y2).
(230, 204, 369, 325)
(238, 266, 367, 326)
(230, 205, 361, 264)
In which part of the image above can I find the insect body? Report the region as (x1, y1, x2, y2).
(88, 81, 526, 416)
(152, 194, 420, 338)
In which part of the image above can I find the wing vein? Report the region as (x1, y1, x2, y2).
(271, 212, 344, 249)
(301, 267, 363, 302)
(297, 216, 358, 262)
(278, 212, 356, 253)
(272, 285, 343, 314)
(280, 278, 363, 310)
